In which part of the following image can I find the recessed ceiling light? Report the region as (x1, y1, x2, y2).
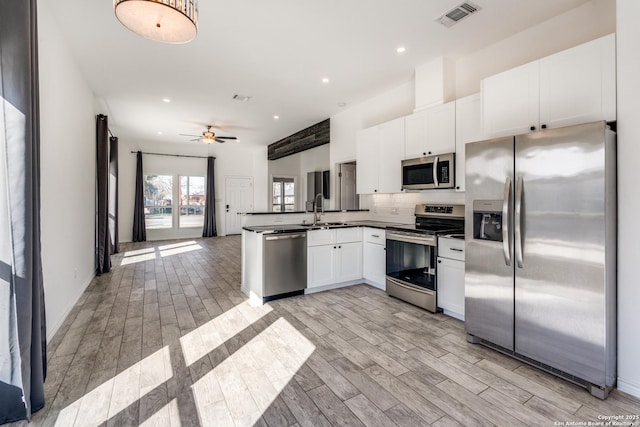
(157, 131, 163, 135)
(396, 46, 406, 54)
(321, 77, 330, 84)
(273, 115, 280, 120)
(337, 102, 347, 107)
(162, 98, 171, 103)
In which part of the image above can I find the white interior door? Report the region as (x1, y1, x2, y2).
(225, 176, 253, 235)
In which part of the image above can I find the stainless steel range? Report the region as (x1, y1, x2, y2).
(385, 204, 464, 312)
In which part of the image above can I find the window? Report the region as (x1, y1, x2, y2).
(272, 177, 295, 212)
(144, 175, 173, 229)
(179, 176, 205, 228)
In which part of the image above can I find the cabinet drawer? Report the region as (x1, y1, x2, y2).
(438, 237, 465, 261)
(307, 229, 336, 246)
(363, 228, 385, 245)
(336, 227, 362, 244)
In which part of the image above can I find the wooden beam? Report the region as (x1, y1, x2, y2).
(268, 119, 330, 160)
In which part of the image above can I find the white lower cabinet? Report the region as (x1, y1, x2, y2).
(335, 242, 363, 283)
(307, 245, 335, 288)
(437, 257, 465, 320)
(307, 228, 362, 289)
(362, 228, 386, 288)
(437, 237, 465, 320)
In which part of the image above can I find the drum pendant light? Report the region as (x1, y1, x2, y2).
(114, 0, 198, 44)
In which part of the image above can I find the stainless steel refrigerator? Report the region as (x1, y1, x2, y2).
(464, 121, 616, 399)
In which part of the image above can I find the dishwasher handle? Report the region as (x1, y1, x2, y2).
(264, 233, 306, 241)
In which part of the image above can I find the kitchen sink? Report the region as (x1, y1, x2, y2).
(298, 222, 350, 228)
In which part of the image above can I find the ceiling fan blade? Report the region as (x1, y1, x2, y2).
(214, 137, 227, 143)
(180, 133, 201, 137)
(216, 136, 237, 140)
(189, 138, 201, 142)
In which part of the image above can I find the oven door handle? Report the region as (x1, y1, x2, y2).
(433, 156, 439, 187)
(387, 233, 436, 246)
(502, 176, 512, 266)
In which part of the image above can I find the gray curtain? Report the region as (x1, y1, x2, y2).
(202, 156, 217, 237)
(0, 0, 47, 422)
(109, 136, 119, 254)
(132, 151, 146, 242)
(96, 115, 111, 274)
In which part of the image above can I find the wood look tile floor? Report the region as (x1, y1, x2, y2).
(12, 236, 640, 427)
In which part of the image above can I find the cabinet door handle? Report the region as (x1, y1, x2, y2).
(530, 126, 536, 131)
(333, 246, 337, 249)
(541, 124, 547, 129)
(438, 260, 442, 263)
(372, 234, 380, 238)
(338, 245, 341, 249)
(451, 248, 463, 252)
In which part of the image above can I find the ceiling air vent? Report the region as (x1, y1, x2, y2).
(436, 2, 481, 28)
(232, 94, 252, 102)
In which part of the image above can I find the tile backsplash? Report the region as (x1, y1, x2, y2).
(360, 191, 465, 224)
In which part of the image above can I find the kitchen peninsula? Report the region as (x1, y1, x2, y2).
(241, 210, 405, 306)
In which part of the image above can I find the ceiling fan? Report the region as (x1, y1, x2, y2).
(180, 125, 238, 144)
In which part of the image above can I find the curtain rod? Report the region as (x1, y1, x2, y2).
(130, 151, 214, 159)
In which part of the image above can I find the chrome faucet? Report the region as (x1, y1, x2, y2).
(313, 193, 324, 225)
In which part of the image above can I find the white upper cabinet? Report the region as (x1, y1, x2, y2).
(404, 101, 456, 159)
(482, 61, 540, 138)
(455, 93, 483, 192)
(539, 33, 616, 129)
(482, 34, 615, 138)
(356, 117, 404, 194)
(378, 117, 405, 194)
(356, 126, 379, 194)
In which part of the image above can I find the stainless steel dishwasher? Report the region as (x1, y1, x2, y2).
(263, 231, 307, 301)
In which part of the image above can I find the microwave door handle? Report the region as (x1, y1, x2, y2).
(433, 156, 439, 187)
(515, 176, 524, 268)
(502, 177, 512, 266)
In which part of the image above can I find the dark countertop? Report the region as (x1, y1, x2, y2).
(243, 220, 408, 234)
(241, 209, 369, 215)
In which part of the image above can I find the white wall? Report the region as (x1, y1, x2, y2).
(300, 144, 330, 207)
(456, 0, 616, 98)
(329, 81, 415, 210)
(119, 140, 267, 241)
(38, 0, 97, 340)
(268, 151, 302, 210)
(615, 0, 640, 399)
(266, 144, 330, 211)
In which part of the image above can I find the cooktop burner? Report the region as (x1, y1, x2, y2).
(387, 203, 465, 236)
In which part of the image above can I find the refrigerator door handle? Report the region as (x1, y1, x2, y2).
(433, 156, 439, 187)
(515, 175, 524, 268)
(502, 177, 512, 266)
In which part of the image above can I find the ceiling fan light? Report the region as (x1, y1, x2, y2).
(114, 0, 198, 44)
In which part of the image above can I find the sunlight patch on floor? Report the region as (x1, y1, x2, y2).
(121, 252, 157, 265)
(159, 241, 198, 250)
(123, 247, 155, 257)
(55, 346, 172, 426)
(160, 243, 202, 258)
(179, 301, 273, 367)
(191, 317, 316, 426)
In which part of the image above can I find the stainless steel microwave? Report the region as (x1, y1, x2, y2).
(401, 153, 455, 190)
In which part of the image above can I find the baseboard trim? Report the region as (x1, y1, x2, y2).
(617, 378, 640, 399)
(304, 280, 362, 294)
(363, 279, 385, 291)
(46, 271, 95, 343)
